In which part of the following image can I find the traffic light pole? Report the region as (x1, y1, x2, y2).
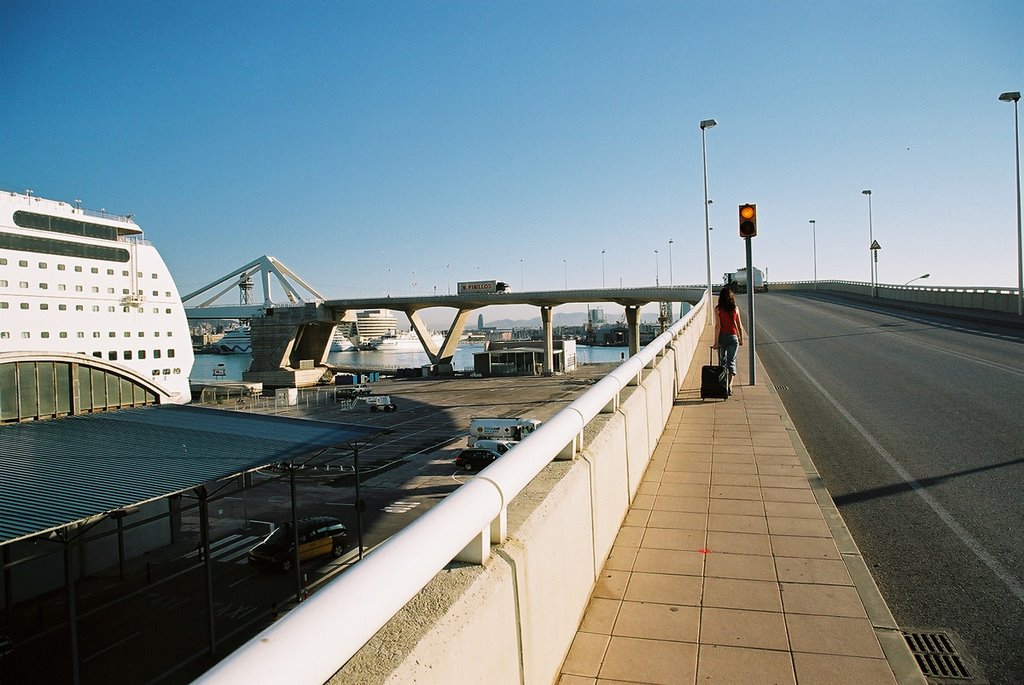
(745, 236, 756, 386)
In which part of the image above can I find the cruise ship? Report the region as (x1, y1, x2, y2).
(210, 325, 252, 354)
(0, 189, 194, 420)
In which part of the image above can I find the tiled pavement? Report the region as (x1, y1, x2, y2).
(558, 325, 923, 685)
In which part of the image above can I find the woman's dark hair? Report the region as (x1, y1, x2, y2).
(717, 287, 736, 312)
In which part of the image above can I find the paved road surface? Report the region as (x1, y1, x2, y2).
(754, 291, 1024, 685)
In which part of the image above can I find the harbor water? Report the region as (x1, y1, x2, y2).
(190, 344, 630, 382)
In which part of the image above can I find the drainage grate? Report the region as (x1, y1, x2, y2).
(902, 630, 987, 684)
(773, 384, 789, 391)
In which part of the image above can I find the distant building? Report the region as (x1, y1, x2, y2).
(473, 340, 577, 376)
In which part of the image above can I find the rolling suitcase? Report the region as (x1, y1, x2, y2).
(700, 346, 730, 400)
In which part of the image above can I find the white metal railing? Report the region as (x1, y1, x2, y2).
(771, 280, 1020, 314)
(196, 294, 708, 684)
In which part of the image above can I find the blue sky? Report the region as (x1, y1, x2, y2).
(2, 1, 1021, 322)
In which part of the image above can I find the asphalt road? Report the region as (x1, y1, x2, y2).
(753, 292, 1024, 685)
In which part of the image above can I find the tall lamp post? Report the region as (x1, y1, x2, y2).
(601, 249, 606, 288)
(999, 91, 1022, 316)
(904, 273, 930, 286)
(668, 239, 674, 287)
(654, 249, 660, 286)
(700, 118, 717, 305)
(862, 190, 875, 297)
(562, 259, 567, 289)
(809, 219, 817, 289)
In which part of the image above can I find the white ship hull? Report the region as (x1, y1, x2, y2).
(0, 189, 194, 406)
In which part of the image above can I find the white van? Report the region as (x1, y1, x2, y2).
(473, 439, 517, 454)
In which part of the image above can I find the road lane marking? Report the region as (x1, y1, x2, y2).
(760, 325, 1024, 607)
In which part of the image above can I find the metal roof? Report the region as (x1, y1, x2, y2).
(0, 405, 382, 545)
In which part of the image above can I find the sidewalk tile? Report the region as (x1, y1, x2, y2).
(653, 495, 711, 513)
(624, 571, 702, 606)
(648, 510, 707, 531)
(642, 527, 705, 551)
(776, 558, 854, 586)
(593, 570, 630, 600)
(633, 548, 705, 576)
(708, 513, 769, 535)
(767, 516, 832, 538)
(780, 583, 868, 618)
(704, 551, 777, 581)
(761, 487, 816, 504)
(696, 644, 796, 684)
(770, 535, 841, 560)
(786, 615, 885, 658)
(700, 607, 790, 651)
(562, 631, 610, 677)
(703, 577, 783, 612)
(599, 636, 697, 684)
(612, 601, 700, 642)
(764, 501, 826, 519)
(579, 597, 620, 633)
(706, 531, 772, 556)
(708, 498, 765, 517)
(792, 653, 897, 685)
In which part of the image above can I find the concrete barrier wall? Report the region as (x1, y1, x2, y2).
(330, 301, 709, 685)
(771, 280, 1018, 313)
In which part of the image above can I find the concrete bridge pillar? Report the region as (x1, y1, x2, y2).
(541, 306, 554, 375)
(625, 305, 641, 357)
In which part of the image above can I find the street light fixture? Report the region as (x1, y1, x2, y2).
(809, 220, 817, 289)
(562, 259, 567, 289)
(601, 249, 606, 288)
(999, 90, 1022, 316)
(668, 239, 674, 287)
(904, 273, 930, 286)
(654, 249, 660, 286)
(862, 190, 875, 296)
(700, 118, 717, 304)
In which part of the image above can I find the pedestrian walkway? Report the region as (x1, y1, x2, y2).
(558, 325, 923, 684)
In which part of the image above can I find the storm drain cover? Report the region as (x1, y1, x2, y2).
(773, 384, 789, 391)
(902, 630, 987, 684)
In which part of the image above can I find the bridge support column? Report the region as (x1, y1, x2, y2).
(541, 306, 554, 375)
(410, 309, 472, 370)
(625, 305, 641, 357)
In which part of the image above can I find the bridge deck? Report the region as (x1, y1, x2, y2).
(558, 325, 920, 684)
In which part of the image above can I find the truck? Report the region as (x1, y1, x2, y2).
(362, 395, 397, 412)
(457, 280, 510, 295)
(467, 417, 542, 446)
(723, 267, 766, 294)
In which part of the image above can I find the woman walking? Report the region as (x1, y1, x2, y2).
(712, 287, 743, 395)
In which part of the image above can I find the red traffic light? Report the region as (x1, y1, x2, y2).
(739, 204, 757, 238)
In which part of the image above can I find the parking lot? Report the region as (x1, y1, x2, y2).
(2, 366, 616, 684)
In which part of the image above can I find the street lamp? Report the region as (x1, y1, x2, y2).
(520, 258, 524, 290)
(563, 259, 567, 289)
(668, 239, 674, 287)
(700, 118, 717, 303)
(904, 273, 930, 286)
(809, 220, 817, 289)
(862, 190, 875, 297)
(601, 249, 606, 288)
(654, 249, 660, 286)
(999, 91, 1022, 316)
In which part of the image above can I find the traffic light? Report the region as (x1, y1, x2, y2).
(738, 204, 757, 238)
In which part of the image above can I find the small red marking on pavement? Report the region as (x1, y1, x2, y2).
(697, 548, 712, 555)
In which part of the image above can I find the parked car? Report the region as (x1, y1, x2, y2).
(454, 447, 503, 472)
(247, 516, 348, 572)
(337, 384, 372, 398)
(473, 439, 516, 454)
(364, 395, 397, 412)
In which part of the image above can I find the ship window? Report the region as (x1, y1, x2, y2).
(58, 264, 66, 271)
(137, 272, 142, 278)
(92, 306, 99, 312)
(77, 332, 84, 338)
(0, 332, 8, 339)
(152, 308, 158, 313)
(152, 273, 157, 279)
(108, 332, 116, 338)
(162, 369, 170, 375)
(152, 290, 158, 296)
(39, 303, 48, 310)
(39, 262, 47, 269)
(0, 258, 6, 265)
(122, 288, 129, 294)
(0, 234, 132, 263)
(138, 331, 145, 337)
(0, 302, 6, 309)
(59, 332, 68, 338)
(109, 306, 116, 312)
(138, 350, 146, 359)
(13, 210, 118, 240)
(91, 268, 98, 274)
(74, 266, 82, 272)
(154, 331, 160, 337)
(165, 308, 171, 314)
(92, 332, 100, 338)
(19, 260, 27, 267)
(75, 305, 83, 311)
(152, 369, 159, 376)
(167, 331, 173, 337)
(165, 292, 171, 297)
(40, 332, 49, 339)
(19, 282, 27, 288)
(75, 285, 83, 292)
(91, 287, 99, 293)
(0, 280, 5, 287)
(108, 351, 117, 360)
(93, 352, 101, 357)
(124, 332, 130, 337)
(58, 284, 66, 291)
(107, 269, 114, 275)
(59, 304, 67, 311)
(154, 349, 162, 359)
(167, 349, 175, 358)
(19, 303, 28, 309)
(39, 283, 47, 289)
(123, 351, 132, 360)
(107, 288, 115, 294)
(21, 332, 30, 339)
